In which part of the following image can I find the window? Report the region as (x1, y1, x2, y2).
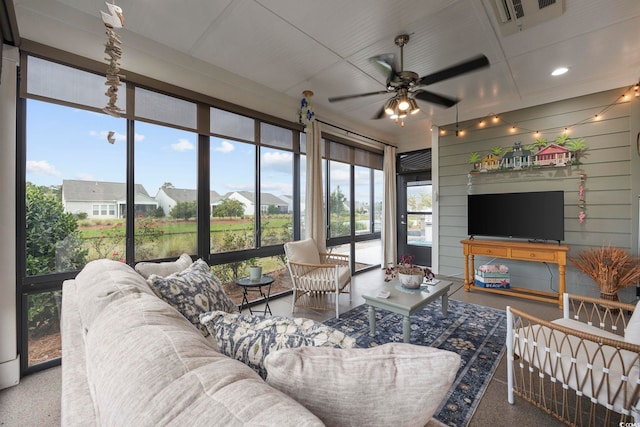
(260, 124, 293, 247)
(26, 99, 126, 274)
(19, 55, 385, 374)
(328, 160, 351, 238)
(210, 137, 256, 252)
(135, 121, 198, 261)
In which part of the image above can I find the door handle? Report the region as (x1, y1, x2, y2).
(401, 221, 407, 225)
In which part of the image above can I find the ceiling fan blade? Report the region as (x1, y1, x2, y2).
(372, 105, 386, 120)
(414, 90, 459, 108)
(328, 90, 390, 103)
(370, 54, 398, 84)
(419, 54, 489, 86)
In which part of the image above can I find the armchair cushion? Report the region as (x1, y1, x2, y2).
(625, 300, 640, 345)
(264, 343, 461, 427)
(285, 238, 321, 265)
(199, 311, 356, 379)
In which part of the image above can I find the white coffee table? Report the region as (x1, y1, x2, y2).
(362, 280, 453, 343)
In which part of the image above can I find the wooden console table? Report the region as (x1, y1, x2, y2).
(461, 239, 569, 309)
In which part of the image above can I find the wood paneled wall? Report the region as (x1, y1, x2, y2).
(437, 87, 640, 300)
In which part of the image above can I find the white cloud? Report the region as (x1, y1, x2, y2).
(263, 151, 292, 165)
(26, 160, 62, 177)
(213, 140, 234, 153)
(171, 139, 194, 151)
(262, 151, 293, 174)
(260, 181, 292, 195)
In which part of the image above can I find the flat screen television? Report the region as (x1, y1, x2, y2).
(467, 190, 564, 243)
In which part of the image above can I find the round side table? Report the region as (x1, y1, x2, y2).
(235, 275, 274, 316)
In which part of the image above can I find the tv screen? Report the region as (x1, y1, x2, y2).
(467, 191, 564, 242)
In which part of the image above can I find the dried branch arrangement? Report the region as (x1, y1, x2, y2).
(569, 245, 640, 297)
(100, 2, 125, 117)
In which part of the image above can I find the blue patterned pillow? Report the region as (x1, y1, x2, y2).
(147, 259, 238, 336)
(200, 311, 356, 378)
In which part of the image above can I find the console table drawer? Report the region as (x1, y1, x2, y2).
(511, 249, 556, 262)
(471, 246, 508, 257)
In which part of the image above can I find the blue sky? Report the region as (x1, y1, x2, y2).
(25, 99, 379, 202)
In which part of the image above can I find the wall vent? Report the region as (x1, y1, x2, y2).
(491, 0, 564, 36)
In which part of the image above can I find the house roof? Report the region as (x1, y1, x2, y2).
(62, 180, 150, 202)
(160, 187, 222, 203)
(536, 143, 569, 155)
(226, 191, 288, 206)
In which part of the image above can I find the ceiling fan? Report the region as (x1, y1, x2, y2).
(328, 34, 490, 123)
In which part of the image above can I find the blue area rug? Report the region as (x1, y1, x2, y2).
(323, 299, 506, 427)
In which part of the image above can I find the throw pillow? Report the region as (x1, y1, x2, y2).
(264, 343, 461, 427)
(199, 311, 356, 379)
(134, 253, 193, 279)
(147, 259, 238, 336)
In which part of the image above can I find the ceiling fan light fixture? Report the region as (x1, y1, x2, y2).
(409, 98, 420, 114)
(398, 96, 410, 111)
(384, 98, 398, 115)
(398, 111, 407, 119)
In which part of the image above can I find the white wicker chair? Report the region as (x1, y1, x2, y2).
(507, 293, 640, 426)
(284, 238, 351, 318)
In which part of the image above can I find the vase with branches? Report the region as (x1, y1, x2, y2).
(569, 245, 640, 301)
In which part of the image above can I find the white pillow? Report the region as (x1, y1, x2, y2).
(134, 253, 192, 279)
(284, 238, 321, 264)
(625, 300, 640, 344)
(264, 343, 461, 427)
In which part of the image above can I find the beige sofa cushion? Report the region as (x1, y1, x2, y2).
(74, 259, 155, 331)
(85, 291, 322, 426)
(134, 253, 192, 279)
(264, 343, 461, 427)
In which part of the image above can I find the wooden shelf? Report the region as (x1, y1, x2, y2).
(461, 239, 570, 309)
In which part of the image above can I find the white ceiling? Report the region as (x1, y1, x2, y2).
(10, 0, 640, 150)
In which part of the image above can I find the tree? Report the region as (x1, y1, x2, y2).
(26, 183, 87, 336)
(267, 204, 280, 215)
(213, 198, 245, 217)
(153, 206, 165, 218)
(25, 182, 87, 275)
(329, 186, 347, 216)
(407, 193, 432, 211)
(566, 137, 588, 163)
(170, 201, 197, 220)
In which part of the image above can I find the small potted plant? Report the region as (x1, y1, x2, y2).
(248, 258, 262, 281)
(385, 254, 435, 289)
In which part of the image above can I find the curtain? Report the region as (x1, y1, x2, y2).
(382, 145, 397, 267)
(304, 121, 326, 251)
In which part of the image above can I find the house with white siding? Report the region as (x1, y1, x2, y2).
(61, 180, 157, 219)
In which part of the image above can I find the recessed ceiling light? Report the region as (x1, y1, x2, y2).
(551, 67, 569, 76)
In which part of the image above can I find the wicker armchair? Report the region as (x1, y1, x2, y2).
(284, 239, 351, 318)
(507, 293, 640, 426)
